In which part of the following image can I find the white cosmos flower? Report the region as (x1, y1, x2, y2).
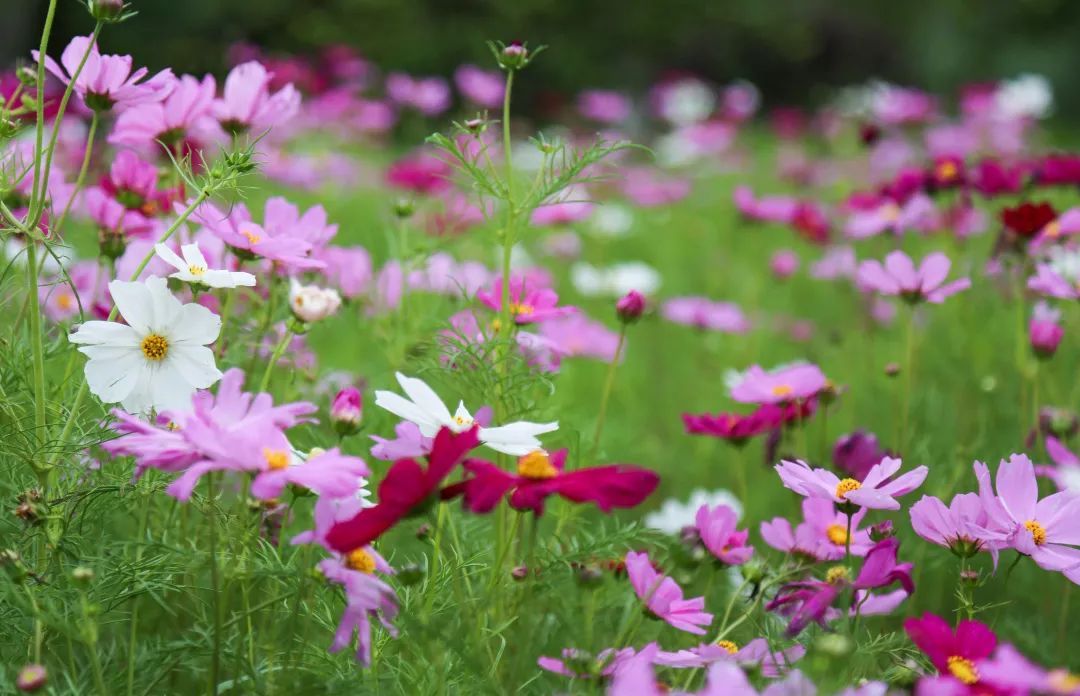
(69, 276, 223, 413)
(571, 261, 661, 297)
(374, 372, 558, 456)
(155, 243, 256, 289)
(644, 488, 743, 535)
(288, 278, 341, 323)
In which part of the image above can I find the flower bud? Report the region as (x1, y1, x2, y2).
(501, 42, 528, 69)
(884, 362, 901, 377)
(511, 565, 529, 581)
(17, 66, 37, 87)
(868, 520, 894, 542)
(289, 279, 341, 324)
(87, 0, 125, 21)
(16, 664, 47, 692)
(769, 249, 799, 279)
(330, 387, 363, 437)
(463, 117, 487, 135)
(98, 228, 127, 260)
(960, 568, 980, 586)
(574, 563, 604, 588)
(615, 290, 646, 324)
(392, 198, 415, 219)
(1030, 303, 1063, 360)
(739, 558, 767, 584)
(72, 566, 94, 585)
(397, 562, 425, 586)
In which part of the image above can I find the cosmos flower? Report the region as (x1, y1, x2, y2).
(775, 457, 927, 511)
(319, 555, 399, 666)
(69, 276, 222, 413)
(374, 373, 556, 456)
(1029, 302, 1064, 359)
(444, 449, 659, 516)
(832, 431, 891, 482)
(856, 251, 971, 304)
(695, 503, 753, 565)
(683, 402, 811, 447)
(154, 243, 256, 288)
(625, 550, 713, 634)
(978, 644, 1080, 695)
(1041, 436, 1080, 494)
(109, 73, 218, 149)
(36, 35, 173, 112)
(653, 637, 804, 676)
(909, 493, 1001, 558)
(188, 199, 325, 271)
(476, 275, 577, 325)
(904, 613, 996, 693)
(212, 61, 300, 135)
(537, 646, 637, 680)
(453, 64, 504, 108)
(577, 89, 632, 124)
(645, 489, 743, 535)
(760, 498, 873, 561)
(730, 363, 827, 405)
(844, 194, 936, 239)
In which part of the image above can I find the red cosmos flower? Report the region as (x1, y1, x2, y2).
(930, 155, 965, 190)
(682, 401, 814, 447)
(443, 449, 659, 516)
(326, 426, 479, 552)
(790, 203, 830, 245)
(1002, 201, 1057, 239)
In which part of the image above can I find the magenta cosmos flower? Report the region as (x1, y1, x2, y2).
(844, 194, 937, 239)
(683, 401, 812, 447)
(453, 64, 504, 108)
(775, 457, 928, 511)
(856, 250, 971, 304)
(833, 430, 892, 481)
(760, 498, 873, 561)
(730, 363, 827, 405)
(537, 646, 637, 679)
(904, 613, 996, 692)
(477, 275, 576, 325)
(975, 454, 1080, 582)
(37, 35, 173, 112)
(625, 550, 713, 634)
(695, 503, 753, 565)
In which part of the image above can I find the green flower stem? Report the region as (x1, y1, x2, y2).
(52, 110, 100, 237)
(24, 241, 48, 481)
(589, 324, 627, 464)
(258, 326, 295, 393)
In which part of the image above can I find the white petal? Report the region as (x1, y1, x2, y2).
(167, 345, 223, 390)
(144, 276, 183, 333)
(69, 321, 140, 346)
(167, 302, 221, 345)
(181, 243, 208, 269)
(118, 360, 155, 413)
(83, 349, 141, 404)
(154, 243, 186, 273)
(373, 390, 444, 435)
(481, 420, 559, 439)
(107, 279, 154, 334)
(394, 372, 452, 424)
(150, 361, 200, 413)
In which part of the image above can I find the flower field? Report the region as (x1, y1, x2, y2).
(4, 4, 1080, 695)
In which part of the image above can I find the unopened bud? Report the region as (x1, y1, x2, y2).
(72, 566, 94, 585)
(88, 0, 125, 21)
(397, 562, 425, 586)
(330, 387, 363, 437)
(98, 228, 127, 260)
(615, 290, 646, 324)
(884, 362, 900, 377)
(575, 563, 604, 588)
(415, 523, 431, 540)
(511, 565, 529, 581)
(393, 199, 415, 219)
(15, 664, 47, 692)
(463, 117, 487, 135)
(868, 520, 894, 542)
(960, 568, 980, 586)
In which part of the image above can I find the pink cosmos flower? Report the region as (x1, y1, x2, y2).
(100, 150, 160, 210)
(811, 246, 857, 280)
(856, 250, 971, 304)
(909, 493, 1000, 558)
(733, 185, 799, 223)
(315, 245, 372, 299)
(477, 275, 576, 325)
(538, 314, 621, 362)
(1029, 263, 1080, 301)
(767, 538, 914, 636)
(39, 261, 107, 323)
(871, 84, 936, 126)
(213, 61, 300, 135)
(531, 196, 595, 226)
(385, 151, 452, 195)
(730, 363, 827, 405)
(453, 64, 504, 108)
(844, 194, 936, 239)
(1030, 302, 1064, 359)
(770, 249, 800, 279)
(979, 644, 1080, 695)
(611, 656, 816, 696)
(319, 556, 398, 666)
(538, 646, 637, 679)
(695, 503, 753, 564)
(84, 186, 156, 239)
(653, 637, 804, 676)
(385, 72, 451, 116)
(577, 89, 632, 124)
(775, 457, 928, 511)
(261, 197, 337, 252)
(620, 168, 691, 208)
(1041, 436, 1080, 494)
(662, 297, 750, 333)
(760, 498, 873, 561)
(1031, 208, 1080, 249)
(444, 449, 658, 516)
(832, 431, 891, 482)
(683, 401, 814, 447)
(109, 74, 218, 149)
(904, 613, 996, 693)
(625, 550, 713, 634)
(975, 454, 1080, 582)
(36, 36, 173, 112)
(188, 199, 324, 271)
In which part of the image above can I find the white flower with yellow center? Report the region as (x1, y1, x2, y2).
(69, 276, 223, 413)
(374, 372, 558, 456)
(155, 243, 256, 289)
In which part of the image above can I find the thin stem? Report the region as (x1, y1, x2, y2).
(900, 304, 916, 452)
(206, 474, 222, 696)
(52, 111, 100, 237)
(257, 327, 294, 393)
(81, 590, 108, 696)
(27, 0, 60, 219)
(589, 325, 627, 464)
(24, 242, 49, 481)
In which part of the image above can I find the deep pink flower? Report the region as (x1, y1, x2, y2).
(832, 430, 890, 482)
(577, 89, 632, 124)
(330, 387, 363, 435)
(730, 363, 827, 405)
(1030, 302, 1064, 358)
(682, 401, 813, 447)
(775, 457, 928, 511)
(760, 498, 873, 561)
(768, 538, 914, 636)
(625, 550, 713, 634)
(477, 275, 576, 325)
(385, 151, 452, 195)
(695, 503, 753, 564)
(971, 158, 1024, 197)
(444, 449, 658, 516)
(733, 185, 798, 223)
(326, 427, 480, 552)
(615, 290, 646, 323)
(661, 297, 750, 333)
(36, 36, 173, 112)
(904, 613, 996, 692)
(453, 64, 504, 108)
(975, 454, 1080, 582)
(857, 250, 971, 304)
(1030, 208, 1080, 249)
(213, 61, 300, 134)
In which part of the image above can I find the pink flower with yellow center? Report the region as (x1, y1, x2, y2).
(775, 457, 928, 511)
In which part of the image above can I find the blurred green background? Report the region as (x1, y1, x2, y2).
(3, 0, 1080, 117)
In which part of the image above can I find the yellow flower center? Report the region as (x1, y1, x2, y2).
(770, 384, 794, 398)
(936, 160, 959, 182)
(835, 478, 861, 499)
(1024, 519, 1047, 546)
(1045, 220, 1062, 238)
(715, 640, 738, 655)
(1049, 670, 1080, 692)
(825, 566, 850, 584)
(57, 293, 74, 310)
(263, 448, 290, 470)
(947, 656, 979, 685)
(508, 302, 534, 316)
(140, 333, 169, 361)
(490, 318, 503, 334)
(165, 421, 181, 432)
(517, 450, 559, 480)
(188, 264, 207, 277)
(881, 202, 901, 223)
(240, 224, 262, 245)
(826, 523, 848, 546)
(345, 548, 377, 573)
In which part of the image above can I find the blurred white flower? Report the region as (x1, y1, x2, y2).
(289, 278, 341, 323)
(590, 204, 634, 238)
(571, 261, 661, 297)
(644, 488, 743, 535)
(996, 74, 1053, 121)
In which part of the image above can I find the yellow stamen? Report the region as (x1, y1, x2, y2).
(947, 656, 979, 685)
(240, 225, 262, 245)
(835, 478, 861, 499)
(1048, 670, 1080, 692)
(936, 160, 959, 182)
(881, 202, 901, 223)
(140, 333, 169, 361)
(715, 640, 738, 655)
(826, 523, 848, 546)
(825, 566, 850, 584)
(345, 548, 377, 573)
(1024, 519, 1047, 546)
(165, 421, 181, 432)
(263, 448, 290, 470)
(508, 302, 535, 316)
(1045, 220, 1062, 238)
(57, 293, 74, 311)
(770, 384, 794, 398)
(517, 450, 558, 480)
(188, 264, 207, 277)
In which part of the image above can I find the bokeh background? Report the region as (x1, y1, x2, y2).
(3, 0, 1080, 117)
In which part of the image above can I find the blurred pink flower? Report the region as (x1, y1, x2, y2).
(36, 35, 173, 112)
(856, 250, 970, 303)
(625, 550, 712, 634)
(577, 89, 632, 124)
(661, 296, 750, 333)
(453, 64, 504, 108)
